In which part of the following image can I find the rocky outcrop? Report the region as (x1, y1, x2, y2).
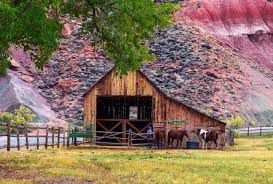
(2, 3, 273, 126)
(175, 0, 273, 125)
(0, 70, 57, 122)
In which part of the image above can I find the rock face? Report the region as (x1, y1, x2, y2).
(142, 23, 250, 122)
(34, 17, 114, 124)
(0, 70, 57, 122)
(175, 0, 273, 125)
(1, 3, 273, 126)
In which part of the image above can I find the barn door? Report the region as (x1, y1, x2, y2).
(96, 96, 153, 145)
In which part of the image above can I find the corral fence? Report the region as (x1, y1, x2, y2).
(0, 123, 66, 151)
(68, 128, 153, 148)
(0, 123, 154, 151)
(225, 126, 273, 146)
(235, 126, 273, 136)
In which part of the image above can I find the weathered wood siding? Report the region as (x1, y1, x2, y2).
(84, 70, 225, 130)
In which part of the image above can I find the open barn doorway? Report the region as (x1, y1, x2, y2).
(96, 96, 153, 145)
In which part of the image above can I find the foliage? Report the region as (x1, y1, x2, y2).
(0, 0, 177, 76)
(0, 0, 62, 76)
(226, 116, 245, 128)
(163, 118, 188, 128)
(63, 0, 177, 74)
(0, 105, 35, 126)
(250, 119, 256, 126)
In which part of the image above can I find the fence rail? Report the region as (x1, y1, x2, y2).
(0, 123, 66, 151)
(235, 126, 273, 136)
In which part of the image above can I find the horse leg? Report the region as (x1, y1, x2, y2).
(214, 139, 218, 150)
(202, 140, 205, 150)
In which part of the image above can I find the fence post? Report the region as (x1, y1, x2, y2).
(36, 126, 39, 149)
(7, 123, 11, 151)
(16, 125, 20, 151)
(67, 127, 70, 147)
(63, 128, 66, 147)
(52, 127, 55, 148)
(260, 126, 262, 136)
(25, 126, 29, 150)
(128, 129, 131, 148)
(74, 127, 77, 146)
(45, 125, 48, 149)
(57, 127, 60, 148)
(130, 129, 133, 148)
(247, 126, 250, 136)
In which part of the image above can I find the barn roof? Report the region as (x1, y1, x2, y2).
(83, 66, 226, 125)
(80, 22, 243, 125)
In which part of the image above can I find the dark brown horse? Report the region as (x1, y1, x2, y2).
(168, 129, 189, 149)
(154, 129, 166, 148)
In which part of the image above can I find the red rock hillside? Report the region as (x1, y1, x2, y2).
(175, 0, 273, 125)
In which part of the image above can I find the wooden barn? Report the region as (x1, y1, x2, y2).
(83, 68, 225, 145)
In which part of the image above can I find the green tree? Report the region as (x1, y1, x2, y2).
(0, 0, 176, 76)
(0, 105, 35, 126)
(226, 116, 245, 128)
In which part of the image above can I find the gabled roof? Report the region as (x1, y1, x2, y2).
(83, 67, 226, 125)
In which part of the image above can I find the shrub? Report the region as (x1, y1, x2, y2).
(0, 105, 35, 126)
(226, 116, 245, 128)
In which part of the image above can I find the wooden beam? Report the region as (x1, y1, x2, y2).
(96, 121, 109, 131)
(122, 120, 126, 143)
(127, 121, 141, 133)
(109, 121, 122, 132)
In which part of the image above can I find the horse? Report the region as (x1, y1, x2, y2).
(196, 129, 219, 149)
(154, 129, 166, 148)
(167, 129, 189, 149)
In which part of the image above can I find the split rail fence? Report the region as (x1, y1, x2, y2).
(235, 126, 273, 136)
(0, 123, 66, 151)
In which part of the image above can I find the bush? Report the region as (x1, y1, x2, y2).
(0, 105, 35, 126)
(226, 116, 245, 128)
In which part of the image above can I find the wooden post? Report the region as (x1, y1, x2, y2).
(16, 125, 20, 151)
(127, 129, 131, 148)
(63, 128, 66, 147)
(71, 128, 74, 145)
(7, 123, 11, 151)
(52, 127, 55, 148)
(247, 126, 250, 136)
(74, 127, 77, 146)
(122, 120, 126, 144)
(57, 127, 60, 148)
(260, 126, 262, 136)
(25, 126, 29, 150)
(36, 126, 39, 149)
(67, 127, 70, 147)
(45, 125, 48, 149)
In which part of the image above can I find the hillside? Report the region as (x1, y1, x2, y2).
(0, 1, 273, 126)
(175, 0, 273, 125)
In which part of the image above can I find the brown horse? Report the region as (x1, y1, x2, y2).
(195, 129, 219, 149)
(168, 129, 189, 149)
(154, 129, 166, 148)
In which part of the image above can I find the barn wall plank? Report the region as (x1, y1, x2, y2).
(84, 69, 224, 132)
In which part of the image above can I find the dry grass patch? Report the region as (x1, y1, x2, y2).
(0, 136, 272, 184)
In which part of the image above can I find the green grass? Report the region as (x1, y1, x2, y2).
(1, 136, 273, 184)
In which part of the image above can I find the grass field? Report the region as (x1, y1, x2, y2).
(0, 135, 273, 184)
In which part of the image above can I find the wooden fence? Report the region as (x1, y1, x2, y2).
(235, 126, 273, 136)
(0, 123, 154, 151)
(69, 129, 153, 148)
(0, 123, 66, 151)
